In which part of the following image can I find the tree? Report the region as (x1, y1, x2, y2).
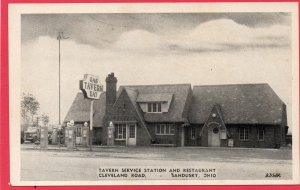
(41, 113, 50, 126)
(21, 93, 40, 125)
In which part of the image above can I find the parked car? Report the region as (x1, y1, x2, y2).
(24, 127, 39, 143)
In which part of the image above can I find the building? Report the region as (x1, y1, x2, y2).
(63, 91, 106, 145)
(64, 73, 288, 148)
(187, 84, 288, 148)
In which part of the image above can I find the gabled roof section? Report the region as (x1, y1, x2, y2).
(136, 93, 173, 103)
(121, 84, 191, 122)
(200, 104, 227, 136)
(204, 104, 226, 129)
(189, 83, 285, 125)
(114, 87, 152, 139)
(63, 92, 106, 127)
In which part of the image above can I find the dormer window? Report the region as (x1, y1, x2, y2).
(137, 93, 173, 113)
(147, 102, 162, 113)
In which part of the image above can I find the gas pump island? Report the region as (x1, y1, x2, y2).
(78, 74, 103, 150)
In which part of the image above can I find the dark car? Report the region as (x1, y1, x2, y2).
(24, 127, 39, 143)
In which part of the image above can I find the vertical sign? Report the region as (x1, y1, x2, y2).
(79, 74, 103, 99)
(79, 74, 103, 150)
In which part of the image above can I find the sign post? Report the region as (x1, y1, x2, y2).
(79, 74, 103, 151)
(89, 100, 94, 151)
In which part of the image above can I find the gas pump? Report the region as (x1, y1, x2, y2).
(107, 121, 115, 146)
(65, 120, 75, 149)
(82, 122, 89, 146)
(40, 126, 48, 148)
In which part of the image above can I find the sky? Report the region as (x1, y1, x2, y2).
(21, 13, 292, 128)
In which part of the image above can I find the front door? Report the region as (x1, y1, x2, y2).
(208, 122, 221, 147)
(75, 126, 82, 145)
(127, 124, 136, 146)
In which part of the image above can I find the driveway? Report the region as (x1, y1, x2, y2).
(20, 145, 293, 182)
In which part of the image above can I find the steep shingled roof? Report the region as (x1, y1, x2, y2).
(122, 84, 192, 122)
(63, 92, 106, 127)
(136, 93, 173, 103)
(189, 84, 285, 125)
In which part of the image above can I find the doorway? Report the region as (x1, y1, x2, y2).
(207, 122, 221, 147)
(75, 126, 82, 145)
(127, 124, 136, 146)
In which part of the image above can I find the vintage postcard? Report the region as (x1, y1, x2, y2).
(9, 2, 299, 186)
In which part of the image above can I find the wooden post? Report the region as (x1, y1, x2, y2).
(181, 126, 185, 147)
(89, 100, 94, 151)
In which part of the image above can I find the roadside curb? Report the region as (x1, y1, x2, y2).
(21, 145, 292, 152)
(21, 145, 126, 152)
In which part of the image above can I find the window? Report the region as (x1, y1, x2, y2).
(213, 128, 219, 134)
(156, 124, 175, 135)
(147, 102, 162, 113)
(156, 124, 163, 135)
(239, 127, 249, 141)
(76, 127, 82, 137)
(129, 125, 135, 138)
(115, 124, 126, 140)
(191, 127, 196, 139)
(258, 128, 264, 141)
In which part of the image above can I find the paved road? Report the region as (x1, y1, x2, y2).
(21, 145, 292, 181)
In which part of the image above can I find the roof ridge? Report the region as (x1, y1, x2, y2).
(193, 83, 269, 88)
(124, 87, 138, 92)
(122, 83, 191, 87)
(137, 92, 173, 95)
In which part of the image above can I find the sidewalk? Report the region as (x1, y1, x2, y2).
(21, 143, 123, 151)
(21, 143, 292, 152)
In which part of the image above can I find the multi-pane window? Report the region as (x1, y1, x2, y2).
(115, 124, 126, 140)
(129, 125, 135, 138)
(191, 127, 196, 139)
(239, 127, 249, 141)
(156, 124, 175, 135)
(258, 128, 264, 141)
(147, 102, 162, 113)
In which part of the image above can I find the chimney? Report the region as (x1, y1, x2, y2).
(105, 73, 117, 113)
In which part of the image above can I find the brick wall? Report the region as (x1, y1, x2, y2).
(187, 124, 279, 148)
(226, 125, 277, 148)
(114, 140, 126, 146)
(185, 125, 202, 146)
(103, 89, 152, 146)
(147, 123, 181, 146)
(92, 128, 102, 145)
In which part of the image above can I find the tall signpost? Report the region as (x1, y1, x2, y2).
(57, 32, 69, 147)
(79, 74, 103, 151)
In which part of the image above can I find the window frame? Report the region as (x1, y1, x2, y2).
(156, 124, 175, 135)
(257, 128, 264, 141)
(115, 124, 127, 140)
(76, 126, 82, 137)
(129, 125, 135, 138)
(191, 127, 196, 139)
(147, 102, 162, 113)
(239, 127, 249, 141)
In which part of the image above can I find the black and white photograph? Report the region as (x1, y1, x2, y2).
(9, 3, 299, 185)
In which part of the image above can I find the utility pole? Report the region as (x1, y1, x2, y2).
(57, 32, 69, 146)
(57, 32, 62, 126)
